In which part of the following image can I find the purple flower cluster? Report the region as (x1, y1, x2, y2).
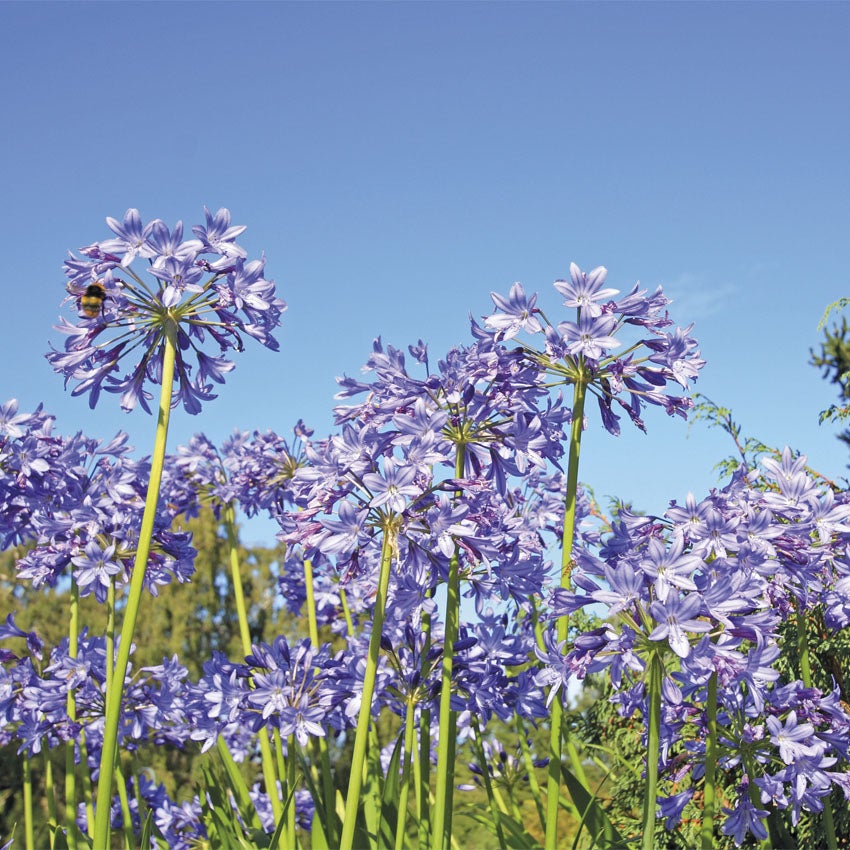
(0, 624, 185, 758)
(272, 333, 582, 724)
(0, 399, 196, 596)
(483, 263, 705, 434)
(0, 619, 322, 840)
(183, 636, 347, 754)
(541, 448, 850, 843)
(47, 207, 285, 414)
(25, 251, 844, 846)
(286, 336, 570, 580)
(171, 422, 311, 520)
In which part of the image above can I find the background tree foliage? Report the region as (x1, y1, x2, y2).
(811, 311, 850, 445)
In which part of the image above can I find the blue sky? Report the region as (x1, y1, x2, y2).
(1, 2, 848, 544)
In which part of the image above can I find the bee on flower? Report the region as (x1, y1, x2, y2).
(47, 207, 286, 414)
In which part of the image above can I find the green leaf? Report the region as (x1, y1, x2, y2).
(818, 297, 850, 330)
(50, 826, 70, 850)
(201, 761, 256, 849)
(363, 728, 383, 850)
(140, 810, 153, 850)
(462, 808, 542, 850)
(560, 763, 631, 850)
(297, 751, 333, 850)
(378, 734, 404, 848)
(217, 736, 263, 832)
(265, 785, 296, 850)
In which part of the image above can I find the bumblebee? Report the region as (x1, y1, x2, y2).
(80, 282, 107, 318)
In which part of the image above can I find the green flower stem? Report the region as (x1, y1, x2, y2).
(431, 446, 466, 850)
(23, 751, 34, 850)
(700, 672, 718, 850)
(287, 733, 297, 850)
(303, 556, 320, 647)
(114, 763, 134, 850)
(93, 320, 178, 850)
(640, 654, 663, 850)
(742, 750, 772, 850)
(223, 502, 253, 653)
(44, 751, 58, 843)
(795, 599, 813, 686)
(222, 501, 283, 825)
(105, 577, 116, 707)
(366, 724, 383, 839)
(443, 712, 458, 843)
(64, 581, 80, 850)
(340, 585, 355, 637)
(79, 732, 95, 837)
(795, 600, 838, 850)
(529, 597, 546, 653)
(545, 377, 587, 850)
(303, 555, 337, 846)
(273, 728, 287, 800)
(517, 717, 547, 834)
(491, 784, 513, 819)
(471, 722, 507, 850)
(416, 606, 432, 850)
(394, 697, 417, 850)
(339, 527, 397, 850)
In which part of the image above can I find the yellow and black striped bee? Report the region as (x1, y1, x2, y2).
(80, 281, 107, 318)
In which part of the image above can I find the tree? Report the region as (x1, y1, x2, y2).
(810, 314, 850, 452)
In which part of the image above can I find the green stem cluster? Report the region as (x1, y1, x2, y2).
(339, 526, 397, 850)
(700, 672, 718, 850)
(640, 653, 663, 850)
(302, 555, 337, 845)
(431, 445, 467, 850)
(222, 502, 285, 826)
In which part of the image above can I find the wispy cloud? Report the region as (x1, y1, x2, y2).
(661, 272, 738, 321)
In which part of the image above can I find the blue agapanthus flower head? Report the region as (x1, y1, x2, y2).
(47, 207, 286, 414)
(483, 263, 706, 435)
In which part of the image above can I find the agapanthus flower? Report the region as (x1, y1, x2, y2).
(0, 399, 197, 594)
(483, 264, 705, 435)
(47, 207, 285, 414)
(648, 590, 713, 658)
(553, 263, 619, 318)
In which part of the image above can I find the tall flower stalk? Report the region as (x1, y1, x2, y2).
(45, 207, 284, 848)
(483, 263, 704, 848)
(545, 375, 587, 850)
(640, 652, 663, 850)
(64, 583, 81, 850)
(339, 524, 398, 850)
(92, 319, 177, 848)
(222, 502, 284, 826)
(700, 671, 718, 850)
(431, 447, 466, 850)
(302, 556, 337, 845)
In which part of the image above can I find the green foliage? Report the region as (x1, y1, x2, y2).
(811, 314, 850, 439)
(690, 393, 781, 478)
(198, 754, 291, 850)
(691, 393, 844, 491)
(575, 673, 737, 850)
(817, 298, 850, 332)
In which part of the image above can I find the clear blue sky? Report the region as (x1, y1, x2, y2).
(1, 2, 848, 543)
